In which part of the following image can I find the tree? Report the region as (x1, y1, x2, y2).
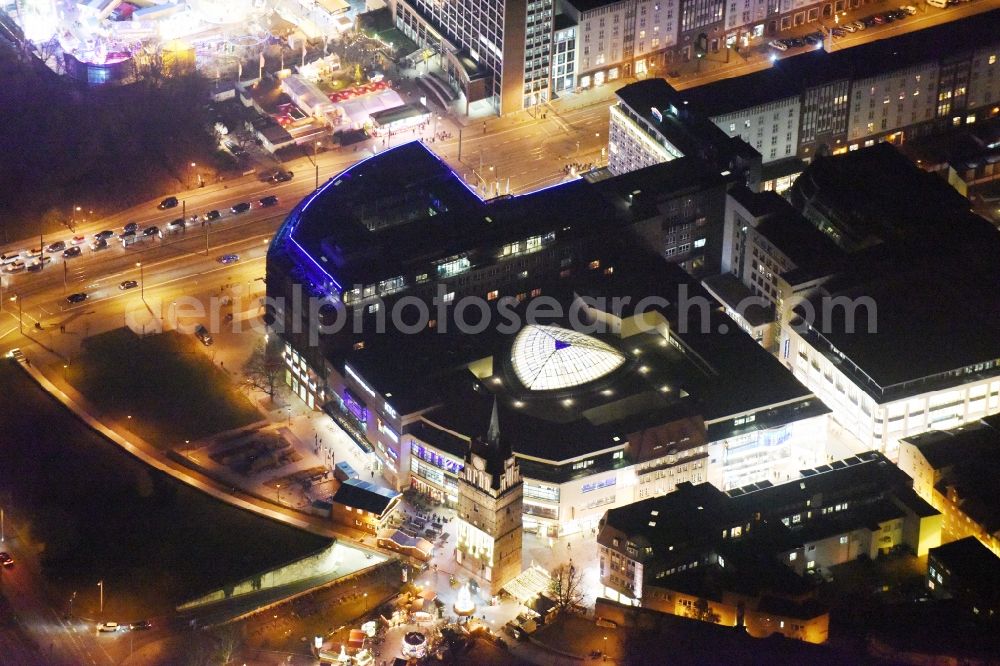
(243, 338, 284, 399)
(549, 563, 585, 614)
(687, 597, 721, 624)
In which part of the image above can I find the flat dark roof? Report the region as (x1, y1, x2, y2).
(679, 9, 1000, 117)
(345, 256, 820, 462)
(930, 536, 1000, 595)
(331, 478, 400, 515)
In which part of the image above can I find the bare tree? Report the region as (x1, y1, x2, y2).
(549, 563, 585, 614)
(686, 597, 721, 624)
(243, 338, 284, 399)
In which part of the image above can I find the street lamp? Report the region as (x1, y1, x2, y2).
(136, 262, 144, 301)
(276, 483, 282, 503)
(363, 592, 369, 613)
(313, 141, 322, 190)
(10, 294, 22, 334)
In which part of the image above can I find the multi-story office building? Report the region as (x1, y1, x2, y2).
(679, 11, 1000, 170)
(557, 0, 679, 89)
(596, 451, 940, 639)
(898, 415, 1000, 558)
(607, 78, 761, 189)
(389, 0, 554, 115)
(778, 145, 1000, 457)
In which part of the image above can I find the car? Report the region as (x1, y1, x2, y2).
(803, 32, 823, 45)
(71, 235, 86, 245)
(158, 196, 179, 210)
(831, 27, 846, 37)
(26, 257, 51, 272)
(217, 253, 239, 264)
(130, 620, 153, 631)
(91, 239, 109, 251)
(259, 195, 279, 207)
(95, 230, 115, 240)
(768, 39, 788, 51)
(123, 221, 139, 234)
(46, 240, 66, 253)
(271, 170, 293, 183)
(870, 14, 885, 24)
(142, 226, 159, 237)
(3, 261, 25, 274)
(0, 552, 13, 567)
(841, 22, 857, 32)
(119, 280, 138, 290)
(119, 230, 135, 241)
(204, 210, 221, 222)
(97, 622, 120, 633)
(230, 202, 251, 214)
(169, 218, 186, 229)
(194, 324, 213, 346)
(22, 247, 42, 258)
(66, 292, 88, 303)
(851, 20, 866, 30)
(63, 246, 82, 258)
(901, 4, 917, 13)
(881, 11, 897, 22)
(786, 37, 805, 48)
(225, 141, 247, 157)
(0, 252, 22, 265)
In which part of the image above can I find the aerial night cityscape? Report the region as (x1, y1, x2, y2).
(1, 0, 999, 662)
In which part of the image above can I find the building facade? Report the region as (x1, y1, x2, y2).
(455, 403, 525, 596)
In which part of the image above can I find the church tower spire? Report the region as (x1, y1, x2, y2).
(487, 396, 500, 447)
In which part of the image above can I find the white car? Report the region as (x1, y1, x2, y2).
(900, 4, 917, 13)
(768, 39, 788, 51)
(97, 622, 120, 633)
(0, 252, 23, 265)
(851, 20, 866, 30)
(841, 22, 857, 32)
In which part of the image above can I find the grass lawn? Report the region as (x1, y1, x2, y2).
(65, 328, 261, 449)
(0, 360, 328, 618)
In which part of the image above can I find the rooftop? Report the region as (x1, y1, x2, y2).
(343, 255, 821, 462)
(330, 478, 401, 516)
(679, 10, 1000, 117)
(929, 537, 1000, 596)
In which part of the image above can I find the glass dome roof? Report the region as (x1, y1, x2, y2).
(511, 325, 626, 391)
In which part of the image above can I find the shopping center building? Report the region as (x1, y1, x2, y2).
(265, 141, 830, 536)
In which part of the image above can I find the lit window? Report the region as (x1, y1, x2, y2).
(487, 290, 499, 301)
(589, 260, 601, 269)
(839, 536, 849, 544)
(789, 552, 797, 561)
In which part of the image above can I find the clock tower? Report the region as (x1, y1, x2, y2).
(455, 398, 524, 597)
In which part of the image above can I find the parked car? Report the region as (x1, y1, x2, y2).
(831, 27, 846, 36)
(142, 226, 159, 237)
(230, 202, 251, 214)
(785, 37, 805, 47)
(3, 261, 25, 273)
(119, 280, 138, 290)
(804, 32, 823, 45)
(26, 257, 51, 272)
(204, 210, 221, 222)
(22, 247, 42, 258)
(91, 239, 109, 251)
(851, 20, 867, 30)
(768, 39, 788, 51)
(130, 620, 153, 631)
(94, 230, 115, 240)
(0, 552, 13, 567)
(841, 22, 857, 32)
(158, 196, 179, 210)
(71, 235, 86, 245)
(900, 4, 917, 14)
(225, 141, 247, 157)
(97, 622, 120, 633)
(194, 324, 213, 346)
(169, 218, 186, 229)
(0, 252, 22, 264)
(63, 246, 82, 258)
(217, 253, 240, 264)
(259, 195, 279, 207)
(66, 292, 88, 303)
(46, 240, 66, 253)
(123, 221, 139, 234)
(271, 170, 293, 183)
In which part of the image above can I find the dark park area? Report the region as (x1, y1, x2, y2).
(0, 360, 328, 618)
(0, 41, 224, 240)
(64, 328, 262, 449)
